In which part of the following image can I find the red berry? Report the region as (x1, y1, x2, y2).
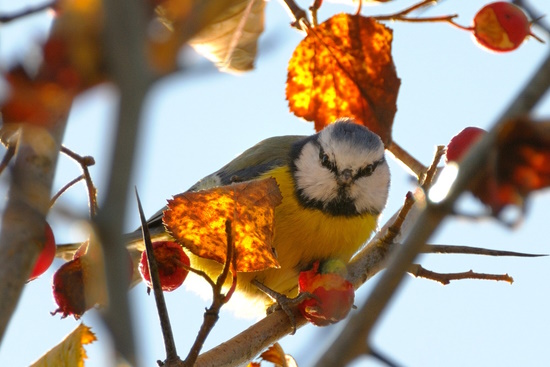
(446, 127, 487, 163)
(28, 223, 56, 281)
(139, 241, 190, 292)
(473, 2, 532, 52)
(51, 255, 104, 319)
(297, 260, 355, 326)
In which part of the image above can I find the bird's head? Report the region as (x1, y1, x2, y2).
(291, 118, 390, 216)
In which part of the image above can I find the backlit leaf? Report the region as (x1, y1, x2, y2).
(149, 0, 243, 73)
(164, 178, 282, 272)
(189, 0, 266, 72)
(496, 118, 550, 203)
(286, 14, 400, 143)
(259, 343, 287, 366)
(30, 323, 96, 367)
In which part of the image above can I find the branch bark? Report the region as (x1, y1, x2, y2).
(0, 121, 67, 344)
(95, 0, 152, 364)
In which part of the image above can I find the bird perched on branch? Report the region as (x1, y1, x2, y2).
(127, 118, 390, 306)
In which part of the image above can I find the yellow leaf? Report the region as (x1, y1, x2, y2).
(30, 323, 97, 367)
(164, 178, 282, 272)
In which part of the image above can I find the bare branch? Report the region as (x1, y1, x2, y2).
(50, 175, 85, 208)
(94, 0, 152, 363)
(420, 145, 445, 189)
(387, 141, 428, 180)
(423, 244, 546, 257)
(195, 309, 305, 367)
(280, 0, 311, 32)
(0, 122, 67, 344)
(409, 264, 514, 285)
(184, 220, 235, 367)
(136, 189, 180, 365)
(61, 146, 98, 217)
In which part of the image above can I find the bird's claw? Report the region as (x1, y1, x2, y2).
(252, 279, 316, 335)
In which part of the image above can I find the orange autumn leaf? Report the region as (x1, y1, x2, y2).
(2, 67, 74, 127)
(1, 0, 104, 127)
(286, 14, 400, 143)
(163, 178, 282, 272)
(259, 343, 287, 366)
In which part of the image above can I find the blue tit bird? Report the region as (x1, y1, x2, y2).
(127, 118, 390, 305)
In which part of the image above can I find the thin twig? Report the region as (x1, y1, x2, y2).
(281, 0, 311, 31)
(372, 0, 470, 31)
(369, 345, 403, 367)
(389, 0, 439, 17)
(377, 146, 443, 248)
(49, 175, 85, 208)
(309, 0, 322, 27)
(136, 189, 180, 365)
(183, 219, 235, 367)
(0, 1, 56, 24)
(420, 145, 445, 190)
(61, 146, 98, 218)
(378, 191, 417, 248)
(423, 244, 546, 257)
(409, 264, 514, 285)
(387, 141, 427, 180)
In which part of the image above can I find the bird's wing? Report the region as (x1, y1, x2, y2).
(189, 134, 304, 190)
(129, 134, 306, 242)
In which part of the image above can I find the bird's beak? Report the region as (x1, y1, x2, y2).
(338, 169, 353, 186)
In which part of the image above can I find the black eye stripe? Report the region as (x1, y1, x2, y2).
(355, 157, 385, 179)
(319, 147, 337, 173)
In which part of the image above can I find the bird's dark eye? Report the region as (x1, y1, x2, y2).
(356, 159, 383, 178)
(357, 164, 374, 177)
(319, 149, 333, 170)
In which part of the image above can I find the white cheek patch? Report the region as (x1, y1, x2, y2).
(294, 143, 339, 203)
(350, 162, 390, 214)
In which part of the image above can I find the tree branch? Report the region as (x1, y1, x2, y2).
(60, 146, 98, 217)
(409, 264, 514, 285)
(94, 0, 152, 364)
(387, 141, 428, 180)
(136, 190, 180, 365)
(0, 121, 67, 344)
(423, 244, 546, 257)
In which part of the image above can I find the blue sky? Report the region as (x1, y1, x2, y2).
(1, 0, 550, 366)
